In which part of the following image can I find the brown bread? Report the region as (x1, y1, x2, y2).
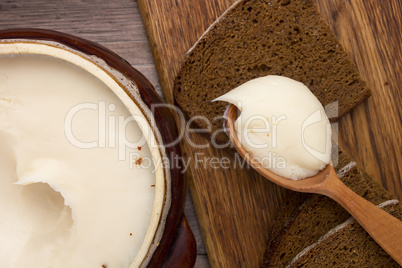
(262, 149, 400, 267)
(174, 0, 371, 142)
(287, 203, 402, 267)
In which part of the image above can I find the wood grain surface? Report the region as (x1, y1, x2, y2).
(138, 0, 402, 267)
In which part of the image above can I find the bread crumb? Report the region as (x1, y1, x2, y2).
(135, 158, 143, 165)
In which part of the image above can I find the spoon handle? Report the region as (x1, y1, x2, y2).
(321, 170, 402, 265)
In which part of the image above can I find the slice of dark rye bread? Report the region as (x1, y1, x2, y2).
(288, 203, 402, 267)
(262, 149, 401, 267)
(174, 0, 371, 143)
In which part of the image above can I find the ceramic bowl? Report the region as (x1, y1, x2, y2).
(0, 28, 195, 268)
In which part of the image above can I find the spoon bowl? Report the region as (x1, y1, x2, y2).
(225, 104, 402, 265)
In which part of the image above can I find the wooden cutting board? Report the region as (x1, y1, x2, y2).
(138, 0, 402, 267)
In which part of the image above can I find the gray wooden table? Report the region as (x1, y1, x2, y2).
(0, 0, 209, 267)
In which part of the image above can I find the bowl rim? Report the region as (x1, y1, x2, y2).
(0, 28, 187, 268)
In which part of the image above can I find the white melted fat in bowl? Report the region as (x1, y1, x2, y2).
(0, 54, 161, 267)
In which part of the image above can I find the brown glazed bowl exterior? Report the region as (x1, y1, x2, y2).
(0, 28, 195, 268)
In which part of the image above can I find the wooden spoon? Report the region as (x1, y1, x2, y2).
(225, 104, 402, 265)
